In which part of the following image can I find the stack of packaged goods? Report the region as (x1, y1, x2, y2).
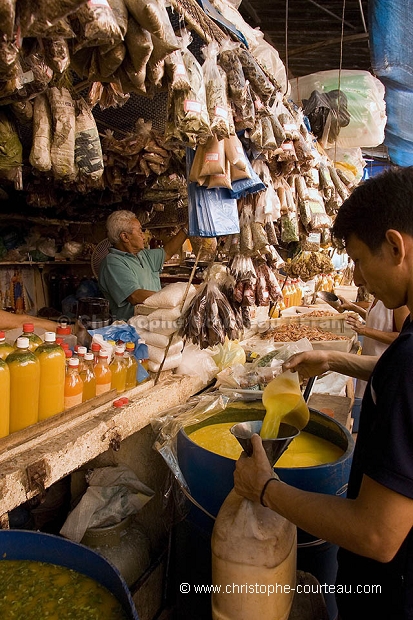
(129, 282, 197, 374)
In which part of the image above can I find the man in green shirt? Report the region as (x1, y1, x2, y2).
(98, 210, 188, 321)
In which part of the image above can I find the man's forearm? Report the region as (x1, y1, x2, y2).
(127, 289, 156, 305)
(328, 351, 377, 381)
(163, 229, 187, 261)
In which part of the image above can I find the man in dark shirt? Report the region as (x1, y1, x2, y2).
(234, 167, 413, 619)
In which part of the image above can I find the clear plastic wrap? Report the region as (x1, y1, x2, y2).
(290, 69, 387, 149)
(124, 17, 152, 91)
(123, 0, 179, 56)
(202, 41, 231, 140)
(71, 0, 123, 51)
(218, 38, 246, 108)
(164, 31, 211, 148)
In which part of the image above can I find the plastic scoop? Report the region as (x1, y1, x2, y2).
(260, 370, 310, 439)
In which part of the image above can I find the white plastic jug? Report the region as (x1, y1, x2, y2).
(211, 489, 297, 620)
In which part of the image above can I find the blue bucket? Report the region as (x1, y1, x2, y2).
(0, 529, 139, 619)
(177, 405, 354, 620)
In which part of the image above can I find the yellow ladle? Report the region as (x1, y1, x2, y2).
(260, 370, 310, 439)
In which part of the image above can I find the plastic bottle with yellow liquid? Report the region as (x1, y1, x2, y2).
(7, 336, 40, 433)
(95, 351, 112, 395)
(64, 357, 83, 409)
(80, 352, 96, 402)
(13, 323, 43, 352)
(110, 346, 127, 394)
(76, 346, 88, 374)
(0, 358, 10, 438)
(261, 370, 310, 439)
(35, 331, 65, 420)
(124, 342, 138, 390)
(0, 331, 14, 360)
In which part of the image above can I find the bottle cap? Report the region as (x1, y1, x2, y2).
(23, 323, 34, 333)
(16, 337, 29, 349)
(84, 352, 94, 361)
(61, 342, 69, 350)
(77, 346, 87, 356)
(91, 342, 101, 351)
(68, 357, 79, 367)
(65, 349, 73, 359)
(0, 331, 5, 339)
(56, 324, 71, 335)
(125, 342, 135, 350)
(115, 345, 124, 355)
(44, 331, 56, 343)
(99, 350, 109, 358)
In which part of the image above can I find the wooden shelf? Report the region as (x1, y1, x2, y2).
(0, 374, 205, 521)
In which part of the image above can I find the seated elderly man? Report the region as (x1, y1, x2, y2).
(98, 210, 188, 321)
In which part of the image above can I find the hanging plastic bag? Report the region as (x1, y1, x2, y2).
(48, 86, 76, 181)
(202, 40, 231, 140)
(218, 38, 246, 108)
(123, 0, 179, 56)
(0, 109, 22, 188)
(164, 30, 211, 147)
(124, 17, 152, 91)
(228, 150, 266, 199)
(71, 0, 123, 51)
(29, 93, 52, 172)
(236, 45, 275, 104)
(199, 135, 226, 177)
(186, 147, 240, 238)
(74, 96, 104, 180)
(164, 41, 191, 92)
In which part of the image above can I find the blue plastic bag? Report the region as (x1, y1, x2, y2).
(88, 323, 149, 362)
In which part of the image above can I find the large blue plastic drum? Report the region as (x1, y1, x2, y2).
(177, 405, 354, 620)
(0, 529, 139, 619)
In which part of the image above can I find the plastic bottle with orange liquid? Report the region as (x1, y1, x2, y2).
(13, 323, 43, 352)
(110, 346, 127, 394)
(91, 342, 101, 365)
(124, 342, 138, 390)
(80, 352, 96, 402)
(64, 357, 83, 409)
(95, 350, 112, 395)
(76, 346, 88, 374)
(0, 358, 10, 438)
(6, 336, 40, 433)
(0, 331, 14, 360)
(35, 331, 65, 420)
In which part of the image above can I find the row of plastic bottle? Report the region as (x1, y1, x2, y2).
(0, 323, 146, 439)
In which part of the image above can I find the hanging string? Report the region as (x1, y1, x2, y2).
(284, 0, 289, 83)
(334, 0, 346, 162)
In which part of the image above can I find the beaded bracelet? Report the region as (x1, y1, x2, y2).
(260, 477, 279, 507)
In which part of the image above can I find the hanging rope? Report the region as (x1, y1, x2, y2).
(284, 0, 289, 81)
(153, 245, 202, 386)
(333, 0, 346, 162)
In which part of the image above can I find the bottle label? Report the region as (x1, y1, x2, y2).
(96, 382, 111, 395)
(64, 394, 82, 409)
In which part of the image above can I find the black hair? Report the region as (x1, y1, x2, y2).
(331, 166, 413, 252)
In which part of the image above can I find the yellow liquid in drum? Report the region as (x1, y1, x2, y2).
(212, 542, 296, 620)
(189, 423, 344, 467)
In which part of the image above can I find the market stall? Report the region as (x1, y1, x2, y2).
(0, 0, 391, 619)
